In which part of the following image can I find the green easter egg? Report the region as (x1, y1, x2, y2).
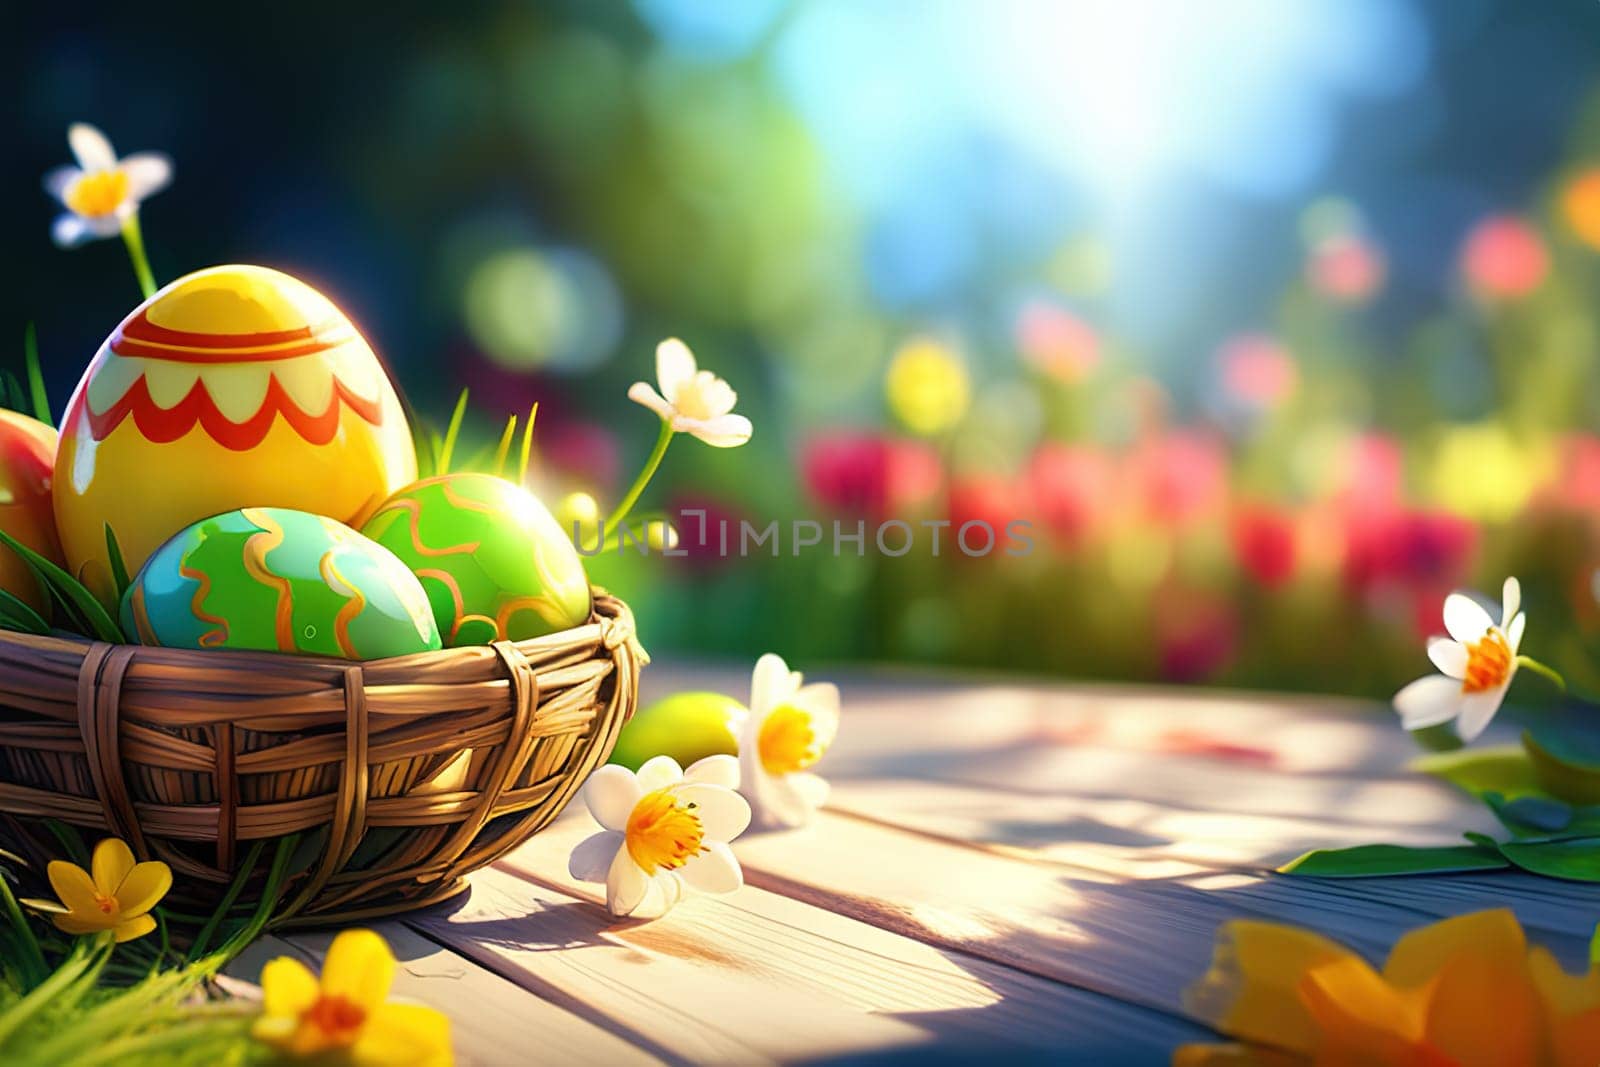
(360, 473, 591, 646)
(609, 691, 747, 772)
(122, 507, 441, 659)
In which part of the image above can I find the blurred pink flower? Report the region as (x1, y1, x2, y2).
(1218, 334, 1298, 410)
(1155, 589, 1238, 683)
(1129, 432, 1228, 526)
(1461, 215, 1548, 300)
(801, 431, 942, 520)
(1027, 444, 1114, 546)
(1552, 434, 1600, 511)
(1307, 233, 1385, 303)
(538, 420, 622, 495)
(1335, 433, 1407, 511)
(1230, 504, 1298, 588)
(1017, 301, 1101, 383)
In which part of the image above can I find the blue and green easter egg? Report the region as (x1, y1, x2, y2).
(122, 507, 441, 659)
(360, 473, 591, 646)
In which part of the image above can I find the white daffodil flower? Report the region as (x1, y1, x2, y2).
(739, 653, 839, 831)
(1394, 577, 1525, 742)
(627, 338, 753, 448)
(569, 754, 750, 919)
(43, 123, 171, 248)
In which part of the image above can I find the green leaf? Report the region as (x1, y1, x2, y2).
(1497, 837, 1600, 881)
(1411, 746, 1541, 799)
(1591, 923, 1600, 966)
(22, 324, 50, 428)
(1484, 791, 1572, 837)
(0, 528, 123, 643)
(0, 589, 49, 636)
(438, 388, 469, 474)
(1278, 843, 1509, 878)
(104, 525, 131, 602)
(1523, 728, 1600, 805)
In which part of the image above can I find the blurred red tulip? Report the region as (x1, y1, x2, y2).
(801, 431, 941, 520)
(1218, 334, 1298, 410)
(1231, 505, 1297, 588)
(1307, 233, 1385, 303)
(1017, 301, 1101, 383)
(948, 475, 1025, 544)
(1156, 589, 1238, 683)
(1554, 434, 1600, 511)
(1027, 444, 1113, 546)
(1461, 215, 1547, 300)
(1342, 507, 1478, 596)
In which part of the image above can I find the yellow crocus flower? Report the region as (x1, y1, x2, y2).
(23, 837, 170, 943)
(253, 929, 453, 1066)
(1176, 909, 1600, 1066)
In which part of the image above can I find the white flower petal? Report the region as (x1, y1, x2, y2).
(68, 123, 117, 171)
(568, 830, 623, 883)
(789, 772, 831, 811)
(794, 681, 841, 751)
(750, 653, 799, 717)
(42, 166, 82, 203)
(692, 374, 738, 418)
(1426, 638, 1469, 680)
(748, 774, 815, 831)
(684, 753, 741, 789)
(674, 413, 752, 448)
(1501, 577, 1521, 627)
(1456, 687, 1509, 742)
(628, 381, 675, 421)
(1393, 674, 1464, 731)
(674, 784, 750, 843)
(635, 755, 686, 794)
(678, 842, 743, 895)
(1442, 593, 1495, 646)
(584, 765, 642, 832)
(631, 872, 684, 919)
(51, 213, 119, 248)
(606, 847, 650, 916)
(119, 153, 172, 201)
(1507, 612, 1526, 654)
(656, 338, 698, 399)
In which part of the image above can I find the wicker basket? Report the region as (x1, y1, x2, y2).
(0, 589, 644, 924)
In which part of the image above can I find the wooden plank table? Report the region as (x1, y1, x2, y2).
(229, 665, 1592, 1064)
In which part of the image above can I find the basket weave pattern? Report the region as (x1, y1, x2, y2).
(0, 590, 643, 923)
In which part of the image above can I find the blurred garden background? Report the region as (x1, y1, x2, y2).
(12, 0, 1600, 697)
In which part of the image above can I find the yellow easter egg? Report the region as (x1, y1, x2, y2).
(54, 265, 417, 600)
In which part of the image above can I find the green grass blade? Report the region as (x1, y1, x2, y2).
(491, 414, 518, 478)
(518, 401, 538, 484)
(438, 388, 469, 474)
(0, 529, 123, 642)
(0, 870, 47, 991)
(104, 525, 131, 602)
(22, 325, 50, 428)
(185, 840, 262, 963)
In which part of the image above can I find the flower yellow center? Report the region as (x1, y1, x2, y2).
(1462, 629, 1512, 693)
(758, 704, 822, 776)
(64, 169, 130, 218)
(302, 993, 366, 1047)
(673, 371, 728, 420)
(625, 789, 705, 875)
(93, 893, 117, 916)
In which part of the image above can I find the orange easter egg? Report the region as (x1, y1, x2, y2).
(0, 410, 63, 612)
(54, 265, 418, 600)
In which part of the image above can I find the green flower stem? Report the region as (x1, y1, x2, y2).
(1517, 655, 1567, 692)
(119, 213, 157, 300)
(605, 418, 675, 534)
